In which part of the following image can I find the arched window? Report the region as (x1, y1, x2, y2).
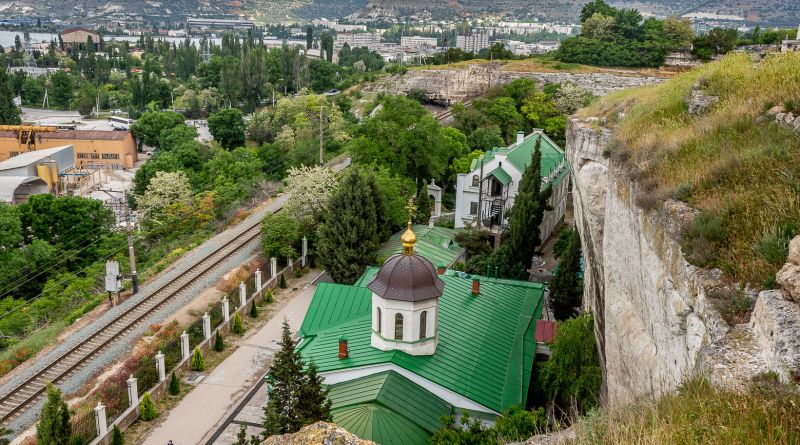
(376, 307, 382, 335)
(394, 313, 404, 340)
(419, 311, 427, 339)
(472, 175, 479, 187)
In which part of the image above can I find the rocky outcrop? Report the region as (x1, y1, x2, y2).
(262, 422, 376, 445)
(776, 237, 800, 303)
(364, 64, 665, 103)
(567, 117, 800, 405)
(687, 81, 719, 116)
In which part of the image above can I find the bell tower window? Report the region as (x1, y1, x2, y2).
(419, 311, 427, 339)
(394, 313, 404, 340)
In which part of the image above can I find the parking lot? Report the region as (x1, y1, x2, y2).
(22, 107, 117, 131)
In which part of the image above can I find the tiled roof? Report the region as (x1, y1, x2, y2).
(0, 130, 131, 141)
(328, 371, 452, 445)
(300, 268, 545, 413)
(376, 225, 465, 268)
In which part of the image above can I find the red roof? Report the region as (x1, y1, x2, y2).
(60, 27, 99, 36)
(534, 320, 558, 343)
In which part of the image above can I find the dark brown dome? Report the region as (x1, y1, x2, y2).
(367, 253, 445, 302)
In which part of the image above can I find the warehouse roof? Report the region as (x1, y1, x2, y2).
(0, 146, 72, 171)
(0, 176, 48, 202)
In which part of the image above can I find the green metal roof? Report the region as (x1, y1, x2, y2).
(300, 268, 545, 413)
(376, 225, 465, 268)
(298, 283, 372, 337)
(486, 165, 513, 186)
(328, 371, 452, 445)
(469, 132, 569, 187)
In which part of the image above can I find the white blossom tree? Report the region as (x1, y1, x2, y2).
(136, 171, 193, 225)
(554, 83, 594, 115)
(283, 166, 339, 232)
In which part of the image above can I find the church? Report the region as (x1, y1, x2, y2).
(297, 220, 547, 444)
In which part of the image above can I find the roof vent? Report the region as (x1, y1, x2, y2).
(516, 131, 524, 146)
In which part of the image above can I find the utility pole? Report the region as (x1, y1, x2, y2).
(319, 106, 324, 166)
(122, 189, 138, 294)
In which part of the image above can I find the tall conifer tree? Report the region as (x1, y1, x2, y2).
(549, 229, 583, 320)
(297, 361, 332, 425)
(263, 320, 305, 435)
(37, 384, 71, 445)
(317, 170, 379, 284)
(508, 137, 552, 268)
(0, 69, 21, 125)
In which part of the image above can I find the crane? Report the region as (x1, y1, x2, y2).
(0, 125, 58, 151)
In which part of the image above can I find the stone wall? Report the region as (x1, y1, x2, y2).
(364, 64, 665, 103)
(567, 117, 800, 405)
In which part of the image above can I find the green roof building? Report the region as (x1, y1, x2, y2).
(298, 224, 545, 444)
(376, 224, 466, 268)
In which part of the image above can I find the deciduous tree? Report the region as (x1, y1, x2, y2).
(208, 108, 245, 149)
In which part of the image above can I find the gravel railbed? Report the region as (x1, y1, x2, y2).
(4, 194, 288, 432)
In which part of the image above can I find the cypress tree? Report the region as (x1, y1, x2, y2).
(37, 384, 71, 445)
(279, 273, 287, 289)
(232, 312, 245, 335)
(111, 425, 124, 445)
(317, 170, 379, 284)
(549, 229, 583, 320)
(249, 300, 258, 318)
(190, 346, 205, 371)
(214, 330, 225, 352)
(367, 173, 390, 241)
(168, 371, 180, 395)
(0, 69, 21, 125)
(263, 320, 305, 435)
(297, 361, 332, 426)
(139, 393, 157, 421)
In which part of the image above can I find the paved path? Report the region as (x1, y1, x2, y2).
(142, 283, 317, 445)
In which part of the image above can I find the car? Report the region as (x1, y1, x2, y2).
(324, 89, 341, 96)
(111, 109, 123, 115)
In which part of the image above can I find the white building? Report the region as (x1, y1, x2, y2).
(456, 29, 491, 53)
(335, 31, 382, 49)
(400, 36, 438, 50)
(781, 24, 800, 53)
(454, 130, 569, 244)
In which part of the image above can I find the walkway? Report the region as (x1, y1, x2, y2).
(142, 283, 318, 445)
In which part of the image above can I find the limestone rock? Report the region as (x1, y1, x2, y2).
(262, 422, 376, 445)
(776, 236, 800, 304)
(517, 427, 576, 445)
(687, 82, 719, 116)
(793, 116, 800, 132)
(750, 290, 800, 381)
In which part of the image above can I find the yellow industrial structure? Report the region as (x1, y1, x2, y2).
(0, 125, 58, 151)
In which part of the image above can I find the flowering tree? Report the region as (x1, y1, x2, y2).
(284, 166, 339, 232)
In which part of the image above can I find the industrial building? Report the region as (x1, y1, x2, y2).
(0, 145, 73, 203)
(59, 27, 101, 51)
(0, 129, 138, 170)
(186, 17, 255, 30)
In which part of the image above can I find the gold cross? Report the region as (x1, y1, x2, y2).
(405, 196, 417, 221)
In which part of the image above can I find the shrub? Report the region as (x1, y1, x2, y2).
(190, 347, 205, 371)
(265, 289, 274, 304)
(214, 330, 225, 352)
(279, 273, 287, 289)
(249, 301, 258, 318)
(231, 313, 245, 335)
(111, 424, 124, 445)
(168, 371, 180, 396)
(139, 393, 157, 421)
(494, 406, 547, 442)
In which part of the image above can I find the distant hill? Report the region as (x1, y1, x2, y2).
(2, 0, 796, 27)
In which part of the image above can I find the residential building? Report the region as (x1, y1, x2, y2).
(453, 130, 569, 243)
(456, 29, 491, 53)
(0, 130, 138, 169)
(297, 225, 547, 445)
(400, 36, 438, 50)
(59, 27, 100, 51)
(186, 17, 255, 30)
(335, 31, 382, 49)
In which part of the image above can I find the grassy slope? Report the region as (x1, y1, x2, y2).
(571, 376, 800, 445)
(580, 52, 800, 286)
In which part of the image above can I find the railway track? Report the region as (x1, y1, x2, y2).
(0, 215, 265, 424)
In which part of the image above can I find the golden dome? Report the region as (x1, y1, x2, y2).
(401, 221, 416, 255)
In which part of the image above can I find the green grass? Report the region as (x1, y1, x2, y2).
(581, 52, 800, 286)
(570, 375, 800, 445)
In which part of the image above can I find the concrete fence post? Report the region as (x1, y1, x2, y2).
(202, 312, 211, 340)
(180, 331, 190, 361)
(222, 297, 230, 323)
(301, 237, 308, 267)
(255, 268, 262, 292)
(239, 281, 246, 309)
(270, 257, 277, 278)
(127, 375, 139, 408)
(94, 402, 108, 437)
(155, 350, 165, 382)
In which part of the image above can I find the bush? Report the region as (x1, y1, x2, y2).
(190, 347, 205, 371)
(139, 393, 157, 421)
(279, 273, 287, 289)
(494, 406, 547, 442)
(168, 371, 180, 396)
(214, 330, 225, 352)
(231, 313, 245, 335)
(265, 289, 274, 304)
(111, 424, 124, 445)
(249, 301, 258, 318)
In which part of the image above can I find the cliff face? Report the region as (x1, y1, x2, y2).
(567, 117, 800, 405)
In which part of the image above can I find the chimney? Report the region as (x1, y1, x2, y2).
(516, 131, 524, 146)
(437, 263, 446, 275)
(338, 336, 349, 359)
(471, 276, 480, 297)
